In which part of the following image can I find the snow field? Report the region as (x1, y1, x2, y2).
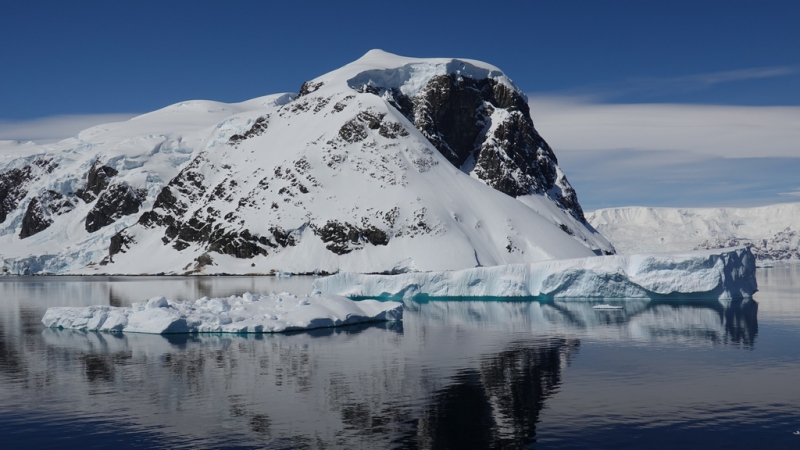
(588, 203, 800, 257)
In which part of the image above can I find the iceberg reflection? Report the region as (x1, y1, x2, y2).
(407, 298, 758, 348)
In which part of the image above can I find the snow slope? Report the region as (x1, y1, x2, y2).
(313, 247, 757, 300)
(0, 94, 294, 274)
(0, 50, 612, 275)
(588, 203, 800, 260)
(42, 292, 402, 334)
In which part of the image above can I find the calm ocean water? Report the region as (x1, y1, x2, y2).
(1, 267, 799, 449)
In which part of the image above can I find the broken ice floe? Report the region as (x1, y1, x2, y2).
(42, 292, 402, 334)
(314, 248, 757, 300)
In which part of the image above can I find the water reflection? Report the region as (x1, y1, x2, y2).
(29, 328, 575, 449)
(400, 339, 578, 449)
(0, 275, 781, 449)
(410, 298, 758, 348)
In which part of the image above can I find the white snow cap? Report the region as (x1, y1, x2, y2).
(310, 49, 524, 100)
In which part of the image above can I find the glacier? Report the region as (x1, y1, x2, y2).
(42, 292, 402, 334)
(588, 203, 800, 260)
(313, 247, 757, 300)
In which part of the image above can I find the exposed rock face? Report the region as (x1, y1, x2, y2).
(351, 73, 587, 222)
(109, 229, 133, 259)
(228, 116, 268, 146)
(19, 190, 75, 239)
(19, 197, 48, 239)
(297, 81, 324, 98)
(312, 220, 389, 255)
(0, 159, 56, 224)
(75, 163, 118, 203)
(85, 183, 145, 233)
(137, 154, 293, 259)
(0, 166, 33, 224)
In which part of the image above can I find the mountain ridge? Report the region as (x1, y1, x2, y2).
(0, 50, 613, 275)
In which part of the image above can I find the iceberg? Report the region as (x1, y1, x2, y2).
(42, 292, 402, 334)
(313, 248, 757, 300)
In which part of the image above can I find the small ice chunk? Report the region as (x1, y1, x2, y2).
(206, 298, 231, 313)
(146, 296, 169, 309)
(218, 316, 233, 325)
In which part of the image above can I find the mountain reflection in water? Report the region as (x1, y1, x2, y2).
(0, 273, 767, 449)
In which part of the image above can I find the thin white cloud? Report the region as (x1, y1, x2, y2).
(689, 66, 797, 84)
(525, 95, 800, 209)
(534, 65, 799, 101)
(557, 149, 800, 210)
(619, 66, 799, 98)
(528, 97, 800, 158)
(0, 114, 137, 143)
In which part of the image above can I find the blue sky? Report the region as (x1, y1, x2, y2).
(1, 0, 799, 209)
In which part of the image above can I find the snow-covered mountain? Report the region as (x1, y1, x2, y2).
(588, 203, 800, 261)
(0, 50, 612, 275)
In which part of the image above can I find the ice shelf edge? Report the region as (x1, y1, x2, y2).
(313, 247, 758, 300)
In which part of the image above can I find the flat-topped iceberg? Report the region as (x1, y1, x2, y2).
(314, 248, 757, 300)
(42, 293, 402, 334)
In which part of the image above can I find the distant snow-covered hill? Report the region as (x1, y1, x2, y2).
(588, 203, 800, 261)
(0, 50, 613, 275)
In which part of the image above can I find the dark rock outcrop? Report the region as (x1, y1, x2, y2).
(108, 229, 134, 262)
(228, 116, 269, 146)
(19, 198, 48, 239)
(297, 81, 324, 98)
(76, 162, 118, 203)
(19, 190, 75, 239)
(85, 183, 145, 233)
(352, 72, 587, 223)
(137, 154, 295, 258)
(1, 158, 56, 224)
(313, 220, 389, 255)
(0, 166, 34, 224)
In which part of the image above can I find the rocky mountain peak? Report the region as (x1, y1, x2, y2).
(0, 53, 613, 275)
(321, 51, 586, 222)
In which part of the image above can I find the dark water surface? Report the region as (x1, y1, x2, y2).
(1, 268, 799, 449)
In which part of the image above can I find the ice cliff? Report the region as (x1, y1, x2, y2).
(313, 247, 757, 300)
